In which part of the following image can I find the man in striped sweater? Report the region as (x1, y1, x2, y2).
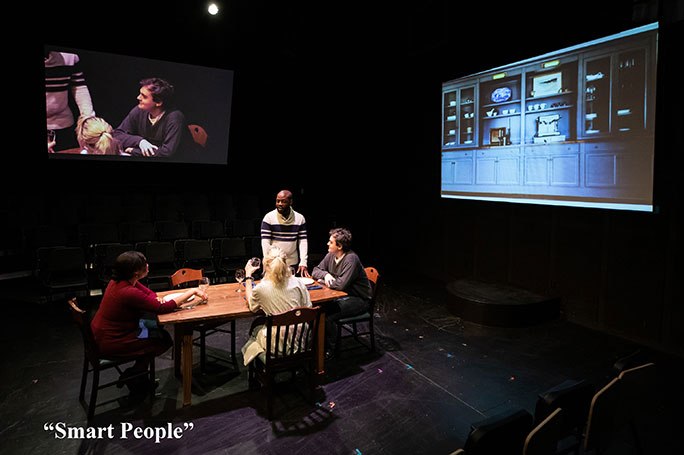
(45, 48, 95, 151)
(260, 190, 310, 277)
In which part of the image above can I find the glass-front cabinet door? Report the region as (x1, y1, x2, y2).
(443, 85, 477, 148)
(583, 55, 611, 137)
(613, 48, 646, 133)
(479, 71, 522, 146)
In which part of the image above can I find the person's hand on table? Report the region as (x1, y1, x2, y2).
(324, 273, 336, 287)
(172, 287, 209, 308)
(297, 265, 310, 278)
(139, 139, 158, 156)
(194, 287, 209, 303)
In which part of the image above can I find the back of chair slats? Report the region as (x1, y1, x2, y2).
(266, 307, 318, 363)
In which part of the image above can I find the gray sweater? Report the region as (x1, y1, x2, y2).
(311, 251, 372, 300)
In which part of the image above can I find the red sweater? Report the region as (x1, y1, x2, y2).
(91, 280, 176, 358)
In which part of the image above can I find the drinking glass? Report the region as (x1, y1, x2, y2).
(250, 257, 261, 269)
(47, 130, 56, 153)
(235, 269, 245, 292)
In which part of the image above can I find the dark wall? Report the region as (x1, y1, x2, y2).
(11, 1, 683, 356)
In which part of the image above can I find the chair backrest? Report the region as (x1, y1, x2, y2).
(183, 239, 213, 261)
(264, 307, 319, 366)
(170, 268, 203, 288)
(365, 266, 380, 299)
(213, 237, 247, 258)
(524, 408, 564, 455)
(464, 408, 534, 455)
(188, 124, 207, 147)
(67, 298, 100, 365)
(139, 241, 176, 265)
(119, 222, 155, 244)
(617, 362, 656, 423)
(533, 379, 594, 439)
(94, 243, 133, 278)
(155, 220, 189, 242)
(583, 377, 621, 453)
(47, 246, 86, 272)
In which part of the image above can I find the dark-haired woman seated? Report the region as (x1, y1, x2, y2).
(91, 251, 207, 392)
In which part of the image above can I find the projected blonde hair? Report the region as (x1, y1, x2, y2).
(263, 246, 291, 287)
(76, 116, 121, 156)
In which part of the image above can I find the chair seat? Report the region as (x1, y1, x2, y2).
(338, 312, 371, 324)
(334, 267, 380, 356)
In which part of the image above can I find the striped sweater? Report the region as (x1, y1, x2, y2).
(45, 51, 95, 129)
(260, 209, 308, 267)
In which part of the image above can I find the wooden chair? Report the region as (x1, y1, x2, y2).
(170, 268, 236, 371)
(524, 408, 564, 455)
(170, 268, 203, 288)
(335, 266, 380, 355)
(583, 377, 621, 454)
(68, 298, 156, 421)
(248, 306, 320, 419)
(188, 124, 208, 147)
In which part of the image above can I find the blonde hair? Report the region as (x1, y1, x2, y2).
(76, 116, 121, 155)
(262, 246, 291, 287)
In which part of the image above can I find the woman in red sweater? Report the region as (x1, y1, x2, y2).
(91, 251, 206, 390)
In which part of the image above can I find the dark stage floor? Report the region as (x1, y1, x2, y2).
(1, 274, 681, 455)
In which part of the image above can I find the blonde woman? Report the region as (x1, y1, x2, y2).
(241, 246, 312, 365)
(76, 115, 122, 155)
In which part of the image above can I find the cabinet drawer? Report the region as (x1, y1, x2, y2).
(524, 144, 579, 155)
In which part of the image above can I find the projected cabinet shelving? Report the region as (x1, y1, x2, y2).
(441, 26, 656, 205)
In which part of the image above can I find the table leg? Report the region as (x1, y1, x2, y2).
(317, 312, 325, 373)
(182, 329, 193, 406)
(174, 325, 183, 377)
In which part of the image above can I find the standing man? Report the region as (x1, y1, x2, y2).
(45, 48, 96, 152)
(260, 190, 310, 277)
(311, 227, 372, 358)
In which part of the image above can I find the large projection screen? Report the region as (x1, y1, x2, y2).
(45, 45, 234, 165)
(440, 23, 658, 212)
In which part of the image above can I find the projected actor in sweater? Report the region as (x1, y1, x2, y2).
(311, 227, 373, 358)
(113, 77, 193, 160)
(260, 190, 310, 277)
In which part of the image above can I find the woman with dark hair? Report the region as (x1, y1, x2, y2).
(90, 251, 206, 391)
(113, 77, 196, 160)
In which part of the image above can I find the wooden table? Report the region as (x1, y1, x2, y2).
(157, 281, 346, 406)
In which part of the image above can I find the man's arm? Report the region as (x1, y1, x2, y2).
(311, 254, 332, 281)
(260, 218, 273, 256)
(326, 255, 361, 291)
(113, 107, 145, 152)
(297, 219, 309, 276)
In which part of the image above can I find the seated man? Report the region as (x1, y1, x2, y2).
(311, 227, 372, 359)
(113, 77, 195, 161)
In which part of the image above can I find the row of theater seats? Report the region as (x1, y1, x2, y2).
(34, 221, 264, 301)
(25, 218, 260, 253)
(452, 351, 657, 455)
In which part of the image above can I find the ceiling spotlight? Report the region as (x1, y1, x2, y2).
(208, 3, 219, 15)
